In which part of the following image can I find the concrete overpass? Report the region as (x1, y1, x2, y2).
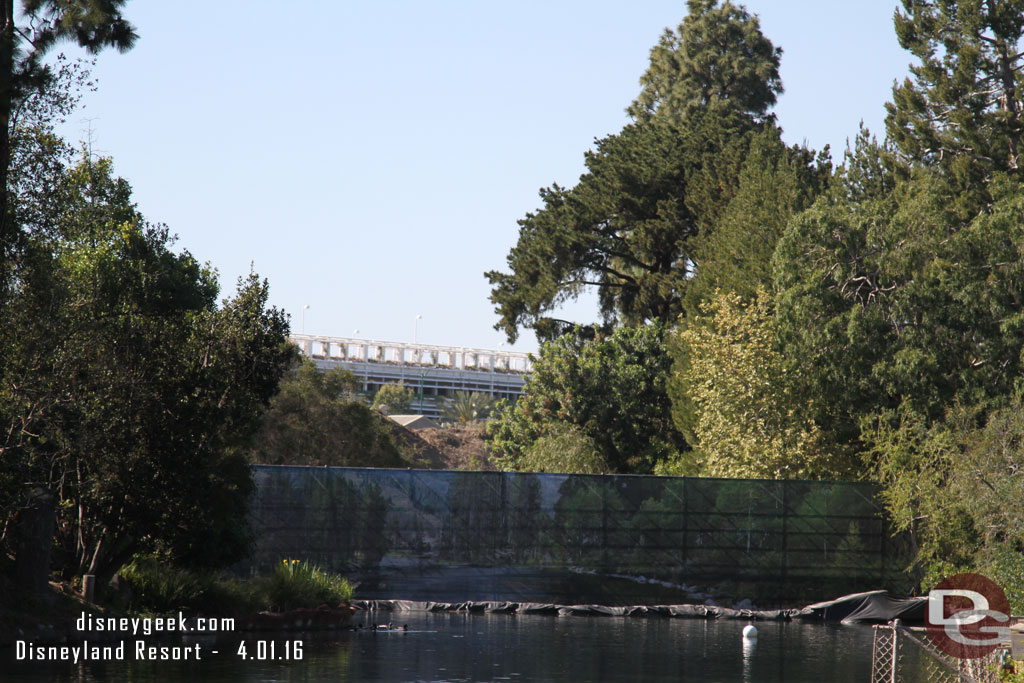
(290, 334, 532, 418)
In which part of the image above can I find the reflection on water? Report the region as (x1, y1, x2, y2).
(742, 634, 756, 682)
(3, 611, 924, 682)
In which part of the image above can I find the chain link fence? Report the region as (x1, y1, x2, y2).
(871, 622, 1008, 683)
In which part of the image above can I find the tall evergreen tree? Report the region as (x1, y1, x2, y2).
(683, 127, 830, 313)
(487, 0, 781, 343)
(627, 0, 782, 123)
(886, 0, 1024, 207)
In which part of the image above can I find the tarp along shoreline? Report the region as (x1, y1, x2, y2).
(354, 590, 928, 624)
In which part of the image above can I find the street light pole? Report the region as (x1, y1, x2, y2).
(302, 304, 310, 334)
(418, 367, 434, 414)
(414, 314, 422, 344)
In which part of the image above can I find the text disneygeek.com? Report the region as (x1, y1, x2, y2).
(14, 611, 303, 663)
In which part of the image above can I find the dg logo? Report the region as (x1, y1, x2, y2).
(926, 573, 1011, 659)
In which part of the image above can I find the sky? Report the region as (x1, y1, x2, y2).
(56, 1, 908, 353)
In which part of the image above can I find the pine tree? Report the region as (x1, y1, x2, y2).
(886, 0, 1024, 202)
(488, 0, 782, 342)
(628, 0, 782, 123)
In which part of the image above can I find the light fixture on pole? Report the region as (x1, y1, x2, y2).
(414, 314, 422, 344)
(302, 304, 310, 334)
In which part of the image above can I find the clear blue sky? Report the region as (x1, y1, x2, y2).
(61, 1, 906, 353)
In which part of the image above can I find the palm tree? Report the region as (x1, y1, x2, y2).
(440, 391, 495, 425)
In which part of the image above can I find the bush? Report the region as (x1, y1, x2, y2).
(119, 558, 257, 615)
(262, 559, 354, 611)
(120, 556, 353, 615)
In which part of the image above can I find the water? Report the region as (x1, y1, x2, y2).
(2, 611, 908, 682)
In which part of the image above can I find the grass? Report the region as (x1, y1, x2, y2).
(118, 556, 354, 615)
(263, 558, 354, 611)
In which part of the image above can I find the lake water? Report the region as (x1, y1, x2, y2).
(2, 611, 926, 682)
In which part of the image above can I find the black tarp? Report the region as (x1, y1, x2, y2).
(796, 590, 927, 624)
(354, 600, 797, 620)
(355, 591, 925, 623)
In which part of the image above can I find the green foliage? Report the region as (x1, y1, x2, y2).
(868, 399, 1024, 611)
(372, 382, 414, 414)
(0, 154, 294, 582)
(519, 422, 607, 474)
(627, 0, 782, 124)
(886, 0, 1024, 207)
(440, 391, 495, 425)
(0, 0, 136, 261)
(263, 559, 354, 611)
(774, 168, 1024, 457)
(488, 117, 748, 341)
(487, 323, 685, 474)
(119, 557, 258, 616)
(673, 290, 848, 479)
(251, 359, 418, 468)
(120, 556, 354, 615)
(683, 127, 831, 313)
(487, 0, 784, 343)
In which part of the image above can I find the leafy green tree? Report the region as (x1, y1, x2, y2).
(251, 359, 417, 468)
(683, 127, 830, 313)
(372, 382, 414, 414)
(519, 422, 607, 474)
(886, 0, 1024, 196)
(627, 0, 782, 123)
(440, 390, 495, 425)
(1, 155, 294, 583)
(487, 0, 783, 343)
(0, 0, 136, 261)
(487, 323, 685, 474)
(488, 113, 759, 342)
(774, 157, 1024, 456)
(672, 290, 847, 479)
(868, 399, 1024, 610)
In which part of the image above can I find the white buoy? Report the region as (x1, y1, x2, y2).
(742, 624, 758, 639)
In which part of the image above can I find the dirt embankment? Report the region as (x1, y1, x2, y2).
(413, 426, 497, 470)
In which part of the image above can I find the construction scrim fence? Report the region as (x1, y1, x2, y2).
(245, 466, 910, 604)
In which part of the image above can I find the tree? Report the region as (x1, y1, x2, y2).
(1, 155, 294, 584)
(773, 153, 1024, 458)
(0, 0, 136, 264)
(440, 390, 495, 425)
(886, 0, 1024, 209)
(372, 381, 414, 414)
(519, 422, 607, 474)
(488, 113, 758, 343)
(683, 126, 830, 313)
(487, 323, 685, 474)
(671, 290, 849, 479)
(487, 0, 782, 343)
(627, 0, 782, 124)
(868, 399, 1024, 609)
(251, 359, 419, 468)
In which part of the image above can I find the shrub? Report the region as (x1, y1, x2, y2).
(119, 558, 257, 615)
(120, 556, 354, 615)
(262, 559, 354, 611)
